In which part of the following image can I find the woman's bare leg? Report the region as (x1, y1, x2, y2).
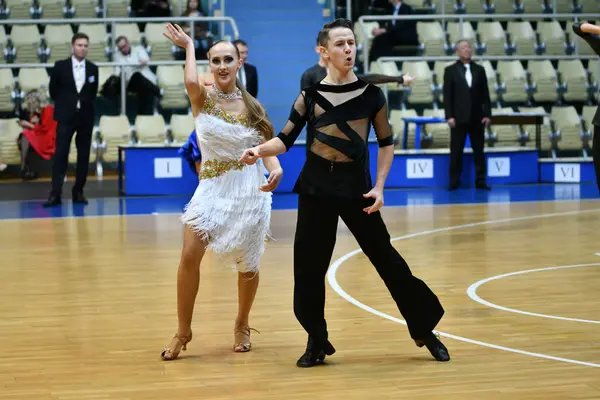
(233, 271, 259, 351)
(161, 225, 207, 360)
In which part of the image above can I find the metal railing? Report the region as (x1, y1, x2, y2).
(359, 13, 599, 73)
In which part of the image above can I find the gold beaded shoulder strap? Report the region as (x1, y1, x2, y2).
(203, 95, 251, 128)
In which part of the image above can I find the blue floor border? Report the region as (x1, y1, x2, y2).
(0, 183, 598, 221)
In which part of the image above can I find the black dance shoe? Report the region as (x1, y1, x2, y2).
(296, 337, 336, 368)
(416, 332, 450, 362)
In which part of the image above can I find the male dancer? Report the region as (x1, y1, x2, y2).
(240, 18, 449, 368)
(573, 21, 600, 192)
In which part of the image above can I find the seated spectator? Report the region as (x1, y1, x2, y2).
(16, 90, 58, 180)
(369, 0, 418, 62)
(179, 0, 213, 61)
(113, 36, 161, 115)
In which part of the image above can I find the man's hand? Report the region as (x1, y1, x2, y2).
(447, 118, 456, 128)
(260, 168, 283, 192)
(372, 27, 387, 36)
(482, 117, 491, 127)
(239, 146, 261, 165)
(363, 187, 384, 214)
(400, 74, 415, 86)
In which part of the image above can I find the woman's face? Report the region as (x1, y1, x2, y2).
(187, 0, 198, 10)
(208, 42, 242, 88)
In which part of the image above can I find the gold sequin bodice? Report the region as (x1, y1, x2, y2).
(202, 96, 251, 128)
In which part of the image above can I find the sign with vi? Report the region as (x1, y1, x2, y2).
(154, 158, 183, 179)
(554, 163, 580, 183)
(406, 159, 434, 179)
(487, 157, 510, 177)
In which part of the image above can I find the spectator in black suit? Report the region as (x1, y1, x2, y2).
(443, 39, 491, 191)
(233, 39, 258, 98)
(368, 0, 418, 62)
(44, 32, 99, 207)
(573, 22, 600, 192)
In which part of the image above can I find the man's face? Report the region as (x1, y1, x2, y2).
(72, 38, 89, 59)
(117, 39, 131, 56)
(456, 40, 472, 61)
(236, 43, 248, 64)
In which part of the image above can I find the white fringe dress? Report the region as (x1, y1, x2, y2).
(180, 96, 272, 273)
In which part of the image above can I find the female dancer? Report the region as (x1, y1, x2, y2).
(573, 21, 600, 192)
(161, 23, 283, 360)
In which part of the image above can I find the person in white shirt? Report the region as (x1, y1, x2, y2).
(113, 36, 161, 115)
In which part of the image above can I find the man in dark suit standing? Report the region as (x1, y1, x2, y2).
(44, 32, 99, 207)
(443, 39, 491, 191)
(573, 21, 600, 192)
(233, 39, 258, 98)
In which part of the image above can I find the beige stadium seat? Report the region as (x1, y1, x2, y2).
(422, 108, 449, 149)
(551, 106, 582, 150)
(507, 21, 535, 55)
(18, 68, 49, 94)
(134, 115, 168, 144)
(0, 28, 7, 64)
(491, 107, 521, 147)
(10, 25, 42, 63)
(496, 60, 527, 103)
(368, 60, 403, 92)
(519, 0, 543, 13)
(104, 0, 129, 17)
(528, 60, 558, 103)
(0, 118, 21, 165)
(168, 0, 183, 15)
(44, 24, 74, 63)
(417, 22, 445, 56)
(582, 105, 596, 131)
(519, 106, 552, 149)
(170, 113, 195, 143)
(77, 24, 108, 61)
(114, 23, 142, 46)
(558, 60, 587, 102)
(0, 69, 15, 112)
(401, 61, 433, 104)
(157, 65, 189, 109)
(355, 21, 379, 63)
(99, 115, 133, 162)
(4, 0, 35, 19)
(430, 0, 453, 13)
(580, 0, 600, 12)
(446, 22, 475, 43)
(462, 0, 484, 12)
(478, 22, 506, 56)
(98, 66, 115, 89)
(537, 21, 566, 56)
(39, 0, 66, 18)
(480, 60, 498, 103)
(554, 0, 574, 12)
(389, 108, 418, 148)
(70, 0, 99, 18)
(433, 60, 454, 102)
(144, 23, 174, 61)
(490, 0, 516, 13)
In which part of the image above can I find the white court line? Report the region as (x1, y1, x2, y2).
(467, 264, 600, 324)
(327, 208, 600, 368)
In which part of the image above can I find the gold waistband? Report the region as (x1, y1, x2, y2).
(199, 159, 246, 180)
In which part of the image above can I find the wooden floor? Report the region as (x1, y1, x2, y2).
(1, 200, 600, 399)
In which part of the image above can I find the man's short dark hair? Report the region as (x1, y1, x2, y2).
(115, 35, 128, 45)
(232, 39, 248, 47)
(71, 32, 89, 44)
(317, 18, 354, 47)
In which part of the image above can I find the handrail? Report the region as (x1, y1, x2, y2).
(358, 13, 597, 73)
(0, 60, 210, 116)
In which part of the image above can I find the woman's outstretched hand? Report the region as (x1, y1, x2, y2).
(163, 23, 193, 48)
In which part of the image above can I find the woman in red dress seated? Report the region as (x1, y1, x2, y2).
(17, 90, 58, 180)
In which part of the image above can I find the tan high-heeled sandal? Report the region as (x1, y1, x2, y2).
(161, 331, 193, 361)
(233, 327, 259, 352)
